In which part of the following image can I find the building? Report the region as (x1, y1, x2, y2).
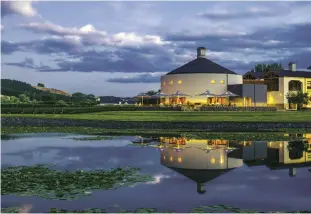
(160, 47, 311, 109)
(243, 63, 311, 109)
(161, 47, 267, 106)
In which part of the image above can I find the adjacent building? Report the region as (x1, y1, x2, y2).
(160, 47, 311, 109)
(243, 63, 311, 109)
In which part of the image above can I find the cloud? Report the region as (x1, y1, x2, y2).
(1, 1, 37, 17)
(107, 72, 165, 83)
(198, 6, 288, 20)
(4, 57, 51, 70)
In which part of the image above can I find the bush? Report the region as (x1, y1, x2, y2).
(1, 106, 183, 114)
(200, 106, 277, 112)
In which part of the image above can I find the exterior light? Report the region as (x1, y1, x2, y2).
(211, 158, 216, 164)
(170, 156, 173, 162)
(220, 80, 225, 84)
(170, 80, 173, 85)
(178, 80, 182, 84)
(211, 80, 216, 84)
(177, 157, 182, 163)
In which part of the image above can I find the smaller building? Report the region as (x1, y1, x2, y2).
(243, 63, 311, 109)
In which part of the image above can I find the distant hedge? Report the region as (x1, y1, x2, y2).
(1, 106, 182, 114)
(199, 106, 277, 112)
(1, 104, 97, 108)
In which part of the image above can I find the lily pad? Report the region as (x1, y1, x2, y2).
(1, 165, 154, 200)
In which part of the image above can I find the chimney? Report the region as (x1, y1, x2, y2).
(288, 62, 296, 72)
(197, 47, 206, 58)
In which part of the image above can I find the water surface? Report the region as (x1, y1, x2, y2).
(1, 133, 311, 212)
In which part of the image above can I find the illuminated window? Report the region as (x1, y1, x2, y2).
(177, 157, 182, 163)
(178, 80, 182, 84)
(170, 80, 173, 85)
(220, 80, 225, 84)
(211, 80, 216, 84)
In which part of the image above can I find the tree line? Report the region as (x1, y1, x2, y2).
(1, 79, 98, 105)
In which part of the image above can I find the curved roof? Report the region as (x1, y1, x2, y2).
(166, 57, 237, 75)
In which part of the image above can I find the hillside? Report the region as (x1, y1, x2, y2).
(1, 79, 71, 101)
(33, 86, 71, 96)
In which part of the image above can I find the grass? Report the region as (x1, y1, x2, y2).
(3, 111, 311, 122)
(1, 165, 153, 200)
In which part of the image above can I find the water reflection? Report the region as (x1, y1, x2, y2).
(138, 136, 311, 194)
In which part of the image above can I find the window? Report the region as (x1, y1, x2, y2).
(307, 81, 311, 89)
(220, 80, 225, 84)
(178, 80, 182, 84)
(163, 82, 166, 85)
(211, 80, 216, 84)
(170, 80, 173, 85)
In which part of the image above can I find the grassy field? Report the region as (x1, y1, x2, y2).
(2, 111, 311, 122)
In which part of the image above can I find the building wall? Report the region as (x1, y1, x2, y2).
(161, 73, 243, 103)
(267, 76, 311, 109)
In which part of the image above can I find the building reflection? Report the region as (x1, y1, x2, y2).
(155, 135, 311, 192)
(241, 138, 311, 177)
(159, 138, 243, 194)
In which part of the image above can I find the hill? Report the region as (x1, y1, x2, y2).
(1, 79, 71, 101)
(33, 86, 71, 96)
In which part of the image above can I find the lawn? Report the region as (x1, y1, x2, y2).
(2, 111, 311, 122)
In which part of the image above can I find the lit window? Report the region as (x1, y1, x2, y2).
(177, 157, 182, 163)
(211, 80, 216, 84)
(170, 156, 173, 162)
(178, 80, 182, 84)
(220, 80, 225, 84)
(170, 80, 173, 85)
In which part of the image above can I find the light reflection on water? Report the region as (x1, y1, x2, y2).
(1, 133, 311, 212)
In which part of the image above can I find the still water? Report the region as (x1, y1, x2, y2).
(1, 133, 311, 212)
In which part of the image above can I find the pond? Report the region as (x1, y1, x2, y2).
(1, 133, 311, 213)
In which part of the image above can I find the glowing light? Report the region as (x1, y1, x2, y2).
(178, 80, 182, 84)
(279, 143, 283, 148)
(170, 156, 173, 162)
(211, 158, 216, 164)
(220, 80, 225, 84)
(163, 82, 166, 85)
(220, 156, 224, 164)
(177, 157, 182, 163)
(163, 156, 166, 160)
(211, 80, 216, 84)
(170, 80, 173, 85)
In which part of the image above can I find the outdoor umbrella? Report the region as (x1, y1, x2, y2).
(151, 92, 170, 105)
(170, 91, 189, 105)
(218, 90, 239, 106)
(196, 90, 216, 104)
(135, 92, 149, 105)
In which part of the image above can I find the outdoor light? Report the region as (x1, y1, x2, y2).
(211, 80, 216, 84)
(220, 80, 225, 84)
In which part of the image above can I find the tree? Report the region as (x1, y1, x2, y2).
(18, 94, 31, 103)
(255, 63, 283, 72)
(37, 83, 45, 87)
(1, 96, 12, 104)
(286, 91, 309, 110)
(41, 94, 56, 104)
(10, 96, 20, 104)
(146, 90, 157, 96)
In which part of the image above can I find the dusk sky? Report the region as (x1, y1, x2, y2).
(1, 1, 311, 97)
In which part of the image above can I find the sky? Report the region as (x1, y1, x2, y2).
(1, 1, 311, 97)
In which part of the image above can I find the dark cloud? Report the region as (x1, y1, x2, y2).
(4, 57, 52, 70)
(1, 40, 22, 54)
(107, 73, 162, 83)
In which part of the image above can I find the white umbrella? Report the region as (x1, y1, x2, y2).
(151, 92, 170, 105)
(135, 92, 149, 105)
(219, 91, 239, 97)
(196, 90, 217, 104)
(218, 91, 239, 106)
(170, 91, 189, 105)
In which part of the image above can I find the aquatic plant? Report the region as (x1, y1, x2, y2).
(69, 136, 114, 141)
(1, 165, 154, 200)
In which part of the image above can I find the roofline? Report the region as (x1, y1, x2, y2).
(166, 72, 241, 76)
